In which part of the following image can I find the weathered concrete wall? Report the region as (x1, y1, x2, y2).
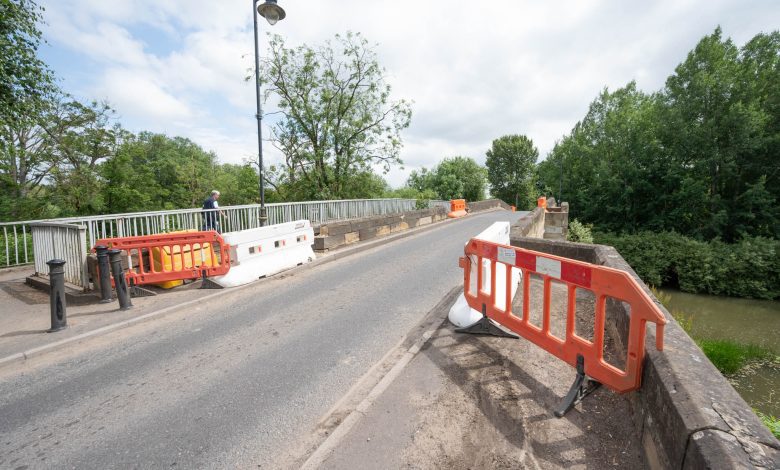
(314, 207, 447, 251)
(467, 199, 512, 213)
(508, 203, 569, 241)
(314, 199, 512, 252)
(508, 235, 780, 469)
(543, 202, 569, 241)
(510, 207, 545, 239)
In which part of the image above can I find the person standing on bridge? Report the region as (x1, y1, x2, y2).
(202, 190, 224, 232)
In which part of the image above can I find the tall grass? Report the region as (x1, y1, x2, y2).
(756, 411, 780, 439)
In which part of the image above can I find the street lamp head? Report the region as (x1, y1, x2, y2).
(257, 0, 286, 25)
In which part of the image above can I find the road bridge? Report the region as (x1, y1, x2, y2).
(0, 203, 777, 469)
(0, 210, 528, 468)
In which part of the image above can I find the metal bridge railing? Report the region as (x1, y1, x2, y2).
(1, 198, 448, 269)
(30, 223, 90, 290)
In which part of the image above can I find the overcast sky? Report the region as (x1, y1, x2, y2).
(38, 0, 780, 187)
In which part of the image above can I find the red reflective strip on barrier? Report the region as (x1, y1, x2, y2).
(561, 263, 591, 288)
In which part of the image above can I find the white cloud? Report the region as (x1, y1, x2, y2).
(40, 0, 780, 189)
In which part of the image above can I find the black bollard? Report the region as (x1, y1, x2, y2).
(47, 259, 68, 332)
(108, 249, 132, 310)
(95, 245, 113, 303)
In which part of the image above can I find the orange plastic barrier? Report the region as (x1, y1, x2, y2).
(537, 196, 547, 208)
(457, 238, 667, 414)
(448, 199, 467, 218)
(94, 231, 231, 286)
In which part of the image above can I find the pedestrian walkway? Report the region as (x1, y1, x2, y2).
(0, 267, 214, 362)
(313, 277, 646, 469)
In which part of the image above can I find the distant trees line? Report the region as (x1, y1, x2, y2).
(537, 28, 780, 243)
(4, 0, 779, 254)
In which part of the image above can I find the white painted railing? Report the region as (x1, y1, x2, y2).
(30, 223, 90, 290)
(1, 198, 448, 268)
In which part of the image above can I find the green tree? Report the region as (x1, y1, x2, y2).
(485, 134, 538, 208)
(103, 132, 221, 213)
(412, 157, 487, 201)
(537, 28, 780, 241)
(0, 0, 56, 125)
(213, 163, 260, 206)
(262, 32, 412, 200)
(1, 95, 118, 219)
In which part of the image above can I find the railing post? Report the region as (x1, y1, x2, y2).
(95, 245, 113, 303)
(46, 259, 68, 332)
(108, 249, 132, 310)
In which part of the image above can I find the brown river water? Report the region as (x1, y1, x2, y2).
(658, 289, 780, 417)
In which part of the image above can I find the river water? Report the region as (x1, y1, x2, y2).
(658, 289, 780, 416)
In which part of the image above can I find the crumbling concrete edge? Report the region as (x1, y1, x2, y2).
(508, 234, 780, 469)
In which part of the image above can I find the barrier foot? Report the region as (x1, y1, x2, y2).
(455, 304, 519, 339)
(554, 354, 601, 418)
(130, 285, 156, 298)
(199, 275, 224, 290)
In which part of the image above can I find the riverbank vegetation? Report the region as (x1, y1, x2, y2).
(538, 28, 780, 244)
(654, 289, 780, 437)
(595, 232, 780, 299)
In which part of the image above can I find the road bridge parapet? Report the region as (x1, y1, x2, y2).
(510, 230, 780, 469)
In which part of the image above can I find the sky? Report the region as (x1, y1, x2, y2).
(38, 0, 780, 188)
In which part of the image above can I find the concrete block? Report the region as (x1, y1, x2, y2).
(345, 231, 360, 244)
(350, 220, 374, 231)
(416, 216, 433, 226)
(321, 222, 354, 237)
(391, 222, 409, 233)
(376, 225, 391, 237)
(544, 212, 567, 225)
(314, 234, 345, 251)
(358, 227, 377, 241)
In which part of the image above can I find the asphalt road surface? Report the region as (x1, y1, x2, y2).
(0, 210, 522, 469)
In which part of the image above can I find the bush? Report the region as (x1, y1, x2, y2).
(567, 219, 594, 243)
(594, 231, 780, 299)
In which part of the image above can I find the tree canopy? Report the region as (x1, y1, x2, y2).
(262, 32, 412, 201)
(538, 28, 780, 242)
(0, 6, 417, 222)
(0, 0, 55, 125)
(407, 156, 487, 202)
(485, 134, 538, 208)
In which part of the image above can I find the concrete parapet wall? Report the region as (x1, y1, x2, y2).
(508, 202, 569, 241)
(543, 201, 569, 240)
(510, 207, 545, 239)
(467, 199, 512, 212)
(314, 207, 447, 251)
(507, 235, 780, 469)
(314, 198, 512, 252)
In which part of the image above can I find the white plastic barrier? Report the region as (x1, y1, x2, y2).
(448, 221, 522, 327)
(211, 220, 315, 288)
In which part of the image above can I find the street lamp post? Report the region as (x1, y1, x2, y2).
(253, 0, 286, 226)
